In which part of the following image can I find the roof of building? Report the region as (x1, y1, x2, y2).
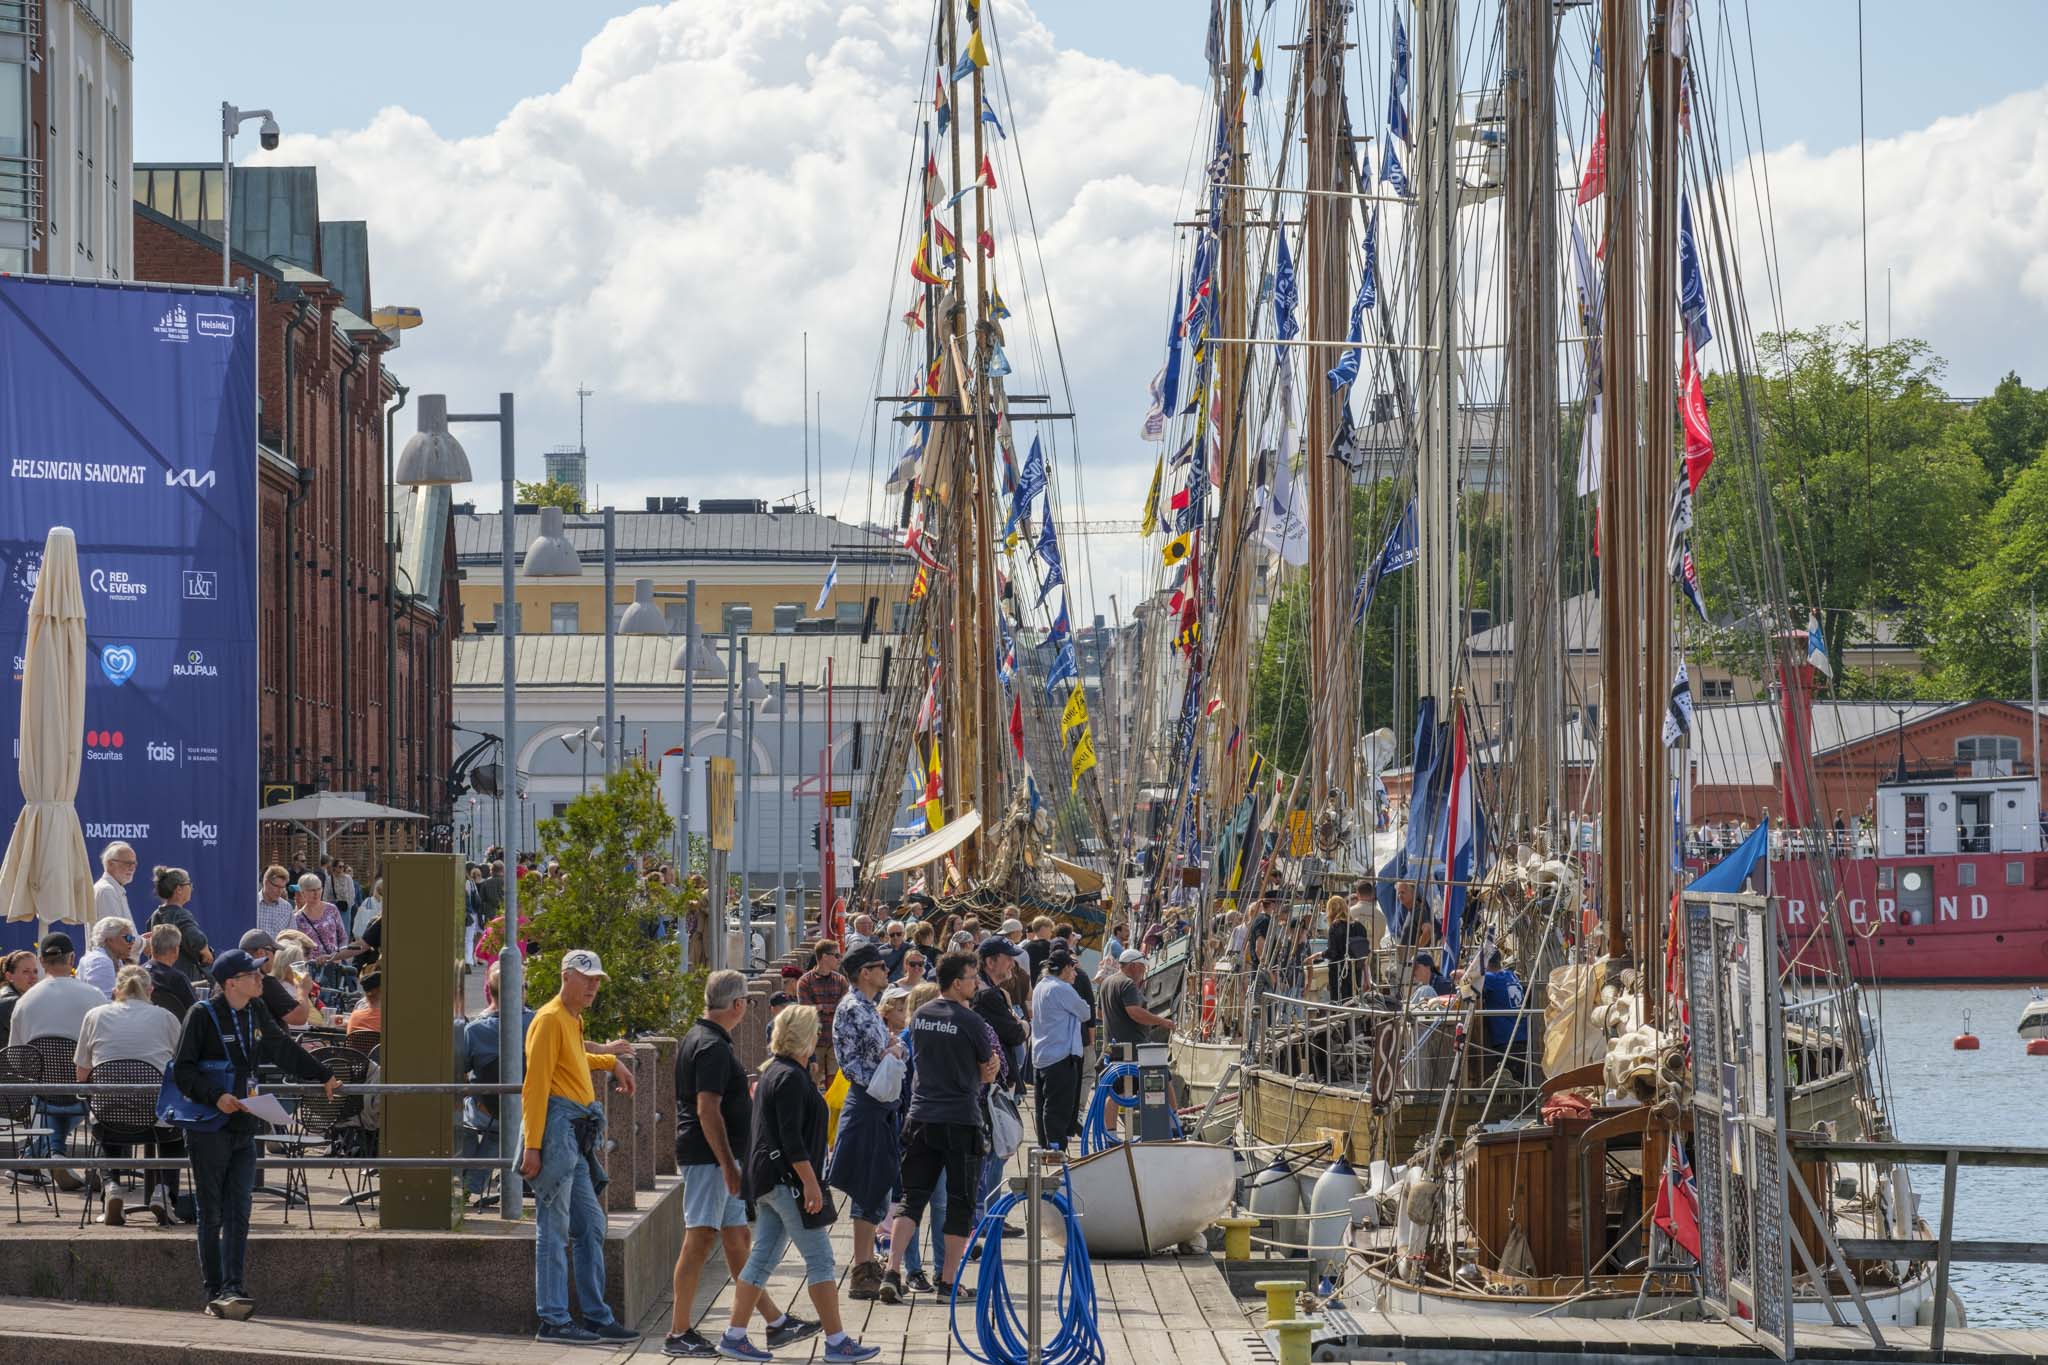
(452, 632, 899, 691)
(317, 220, 372, 320)
(231, 166, 322, 272)
(453, 508, 901, 567)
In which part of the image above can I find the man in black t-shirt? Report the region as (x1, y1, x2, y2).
(666, 970, 801, 1358)
(237, 931, 309, 1028)
(881, 952, 999, 1303)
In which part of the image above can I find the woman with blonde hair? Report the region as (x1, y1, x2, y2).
(1323, 894, 1359, 1001)
(719, 1005, 879, 1362)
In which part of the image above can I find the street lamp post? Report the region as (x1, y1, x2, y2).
(773, 664, 789, 960)
(218, 102, 279, 287)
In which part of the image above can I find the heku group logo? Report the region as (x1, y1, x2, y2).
(85, 821, 149, 841)
(172, 648, 218, 679)
(196, 313, 236, 339)
(145, 740, 178, 764)
(181, 820, 221, 848)
(84, 729, 125, 761)
(88, 567, 148, 603)
(99, 644, 138, 686)
(182, 570, 218, 601)
(152, 304, 190, 343)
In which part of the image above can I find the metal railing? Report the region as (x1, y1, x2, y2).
(1245, 992, 1539, 1096)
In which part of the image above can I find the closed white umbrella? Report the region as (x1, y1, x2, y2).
(0, 526, 92, 931)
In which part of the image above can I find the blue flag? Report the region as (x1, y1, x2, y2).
(1274, 229, 1300, 342)
(1049, 592, 1070, 644)
(1161, 280, 1184, 417)
(1004, 435, 1046, 537)
(1326, 210, 1378, 392)
(1691, 821, 1768, 893)
(1350, 499, 1416, 623)
(981, 97, 1007, 140)
(1381, 140, 1410, 196)
(1044, 639, 1078, 696)
(1402, 697, 1441, 866)
(1678, 192, 1713, 354)
(1035, 501, 1064, 605)
(1387, 11, 1411, 143)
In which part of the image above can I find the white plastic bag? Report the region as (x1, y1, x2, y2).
(866, 1050, 906, 1105)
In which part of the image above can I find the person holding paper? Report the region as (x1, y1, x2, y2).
(169, 948, 340, 1321)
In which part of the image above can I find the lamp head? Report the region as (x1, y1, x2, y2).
(394, 394, 472, 486)
(617, 578, 669, 636)
(672, 624, 727, 679)
(521, 504, 583, 579)
(741, 661, 770, 703)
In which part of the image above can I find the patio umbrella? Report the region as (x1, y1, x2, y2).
(0, 526, 92, 931)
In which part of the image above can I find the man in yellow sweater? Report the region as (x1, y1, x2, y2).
(520, 949, 640, 1344)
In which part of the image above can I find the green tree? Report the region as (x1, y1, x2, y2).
(519, 760, 701, 1039)
(1692, 326, 1989, 676)
(518, 478, 584, 513)
(1958, 371, 2048, 491)
(1923, 445, 2048, 697)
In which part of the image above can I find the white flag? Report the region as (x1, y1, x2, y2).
(1662, 658, 1695, 748)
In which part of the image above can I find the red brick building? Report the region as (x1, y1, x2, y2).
(131, 172, 458, 855)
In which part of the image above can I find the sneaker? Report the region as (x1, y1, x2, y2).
(875, 1268, 904, 1305)
(716, 1333, 773, 1362)
(100, 1192, 125, 1226)
(203, 1299, 226, 1318)
(823, 1338, 882, 1363)
(847, 1259, 883, 1300)
(148, 1186, 173, 1227)
(51, 1168, 84, 1192)
(535, 1320, 602, 1344)
(662, 1330, 719, 1358)
(584, 1319, 640, 1342)
(765, 1315, 821, 1349)
(906, 1270, 934, 1295)
(216, 1291, 255, 1322)
(932, 1279, 956, 1300)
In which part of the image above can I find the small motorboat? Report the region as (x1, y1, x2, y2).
(1064, 1137, 1235, 1256)
(2019, 990, 2048, 1042)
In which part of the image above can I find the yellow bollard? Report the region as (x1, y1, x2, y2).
(1270, 1317, 1322, 1365)
(1216, 1215, 1259, 1262)
(1253, 1279, 1305, 1326)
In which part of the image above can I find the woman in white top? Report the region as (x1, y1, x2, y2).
(73, 965, 187, 1225)
(354, 877, 384, 940)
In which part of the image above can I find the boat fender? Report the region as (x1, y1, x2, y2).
(1308, 1156, 1363, 1269)
(1249, 1156, 1303, 1219)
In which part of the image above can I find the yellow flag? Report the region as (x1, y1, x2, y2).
(1162, 531, 1192, 566)
(910, 564, 931, 601)
(1060, 686, 1089, 740)
(925, 739, 944, 831)
(1069, 726, 1096, 793)
(968, 26, 989, 67)
(1140, 455, 1163, 532)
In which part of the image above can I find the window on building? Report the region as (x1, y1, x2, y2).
(105, 97, 119, 274)
(550, 601, 579, 634)
(1955, 735, 2019, 769)
(1701, 678, 1736, 702)
(893, 602, 909, 631)
(835, 600, 864, 631)
(773, 603, 801, 634)
(1957, 862, 1977, 887)
(1491, 681, 1514, 704)
(75, 73, 93, 261)
(0, 61, 24, 159)
(722, 603, 753, 635)
(2008, 861, 2026, 887)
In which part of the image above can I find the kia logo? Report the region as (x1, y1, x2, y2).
(165, 469, 217, 490)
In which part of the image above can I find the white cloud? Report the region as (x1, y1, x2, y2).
(261, 0, 1199, 614)
(1725, 85, 2048, 392)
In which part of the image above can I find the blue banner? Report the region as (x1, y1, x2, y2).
(0, 278, 258, 954)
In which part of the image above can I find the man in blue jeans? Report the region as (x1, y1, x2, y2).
(519, 949, 639, 1344)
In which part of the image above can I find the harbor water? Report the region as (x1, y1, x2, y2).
(1870, 984, 2046, 1327)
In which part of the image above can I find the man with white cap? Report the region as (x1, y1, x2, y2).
(1098, 949, 1173, 1140)
(520, 948, 639, 1345)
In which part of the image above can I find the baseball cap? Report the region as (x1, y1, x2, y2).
(37, 931, 74, 959)
(881, 985, 912, 1007)
(841, 943, 887, 975)
(1118, 948, 1146, 965)
(768, 992, 794, 1008)
(999, 917, 1024, 936)
(561, 948, 609, 980)
(979, 934, 1026, 959)
(239, 929, 280, 955)
(209, 948, 263, 984)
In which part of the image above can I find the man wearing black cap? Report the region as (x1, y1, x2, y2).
(969, 936, 1028, 1237)
(237, 931, 310, 1028)
(169, 949, 338, 1319)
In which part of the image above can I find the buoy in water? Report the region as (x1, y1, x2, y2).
(1954, 1032, 1980, 1050)
(2027, 1038, 2048, 1056)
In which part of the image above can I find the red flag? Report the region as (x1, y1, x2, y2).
(1168, 486, 1191, 512)
(1008, 694, 1024, 758)
(1680, 343, 1715, 492)
(976, 228, 995, 258)
(1652, 1138, 1702, 1258)
(1576, 114, 1607, 205)
(977, 154, 998, 190)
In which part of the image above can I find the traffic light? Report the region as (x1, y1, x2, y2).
(810, 822, 822, 850)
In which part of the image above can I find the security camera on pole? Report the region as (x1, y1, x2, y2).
(219, 102, 280, 287)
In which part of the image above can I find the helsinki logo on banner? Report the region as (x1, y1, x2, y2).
(99, 644, 137, 686)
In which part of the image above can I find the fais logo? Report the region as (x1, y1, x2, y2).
(152, 304, 190, 344)
(89, 568, 148, 602)
(99, 644, 138, 686)
(146, 740, 178, 764)
(172, 648, 218, 679)
(86, 821, 149, 841)
(181, 820, 220, 848)
(85, 729, 125, 761)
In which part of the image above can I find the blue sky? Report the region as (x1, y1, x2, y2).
(131, 2, 2048, 614)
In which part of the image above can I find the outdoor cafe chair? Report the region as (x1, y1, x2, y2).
(0, 1047, 56, 1222)
(80, 1059, 173, 1228)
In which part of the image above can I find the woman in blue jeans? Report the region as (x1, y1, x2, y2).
(717, 1005, 879, 1363)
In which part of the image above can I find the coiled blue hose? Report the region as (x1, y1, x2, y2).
(1080, 1062, 1181, 1155)
(949, 1174, 1104, 1365)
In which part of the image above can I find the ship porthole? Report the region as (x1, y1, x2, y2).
(1997, 934, 2005, 943)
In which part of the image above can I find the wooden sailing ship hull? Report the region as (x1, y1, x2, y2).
(1065, 1139, 1236, 1257)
